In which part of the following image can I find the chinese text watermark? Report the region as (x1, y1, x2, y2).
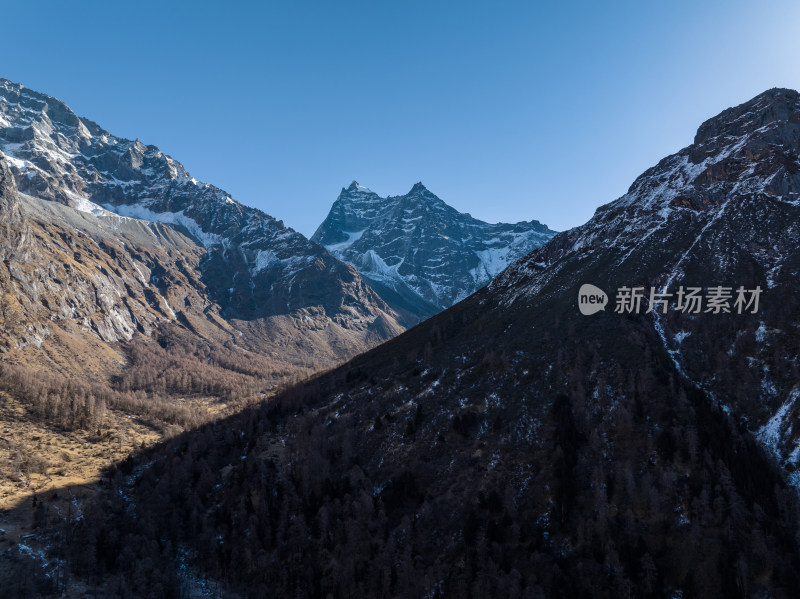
(579, 284, 762, 315)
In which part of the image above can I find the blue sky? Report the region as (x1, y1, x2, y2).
(4, 1, 800, 236)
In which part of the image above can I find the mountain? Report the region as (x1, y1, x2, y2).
(0, 78, 405, 375)
(492, 87, 800, 481)
(312, 181, 556, 321)
(55, 89, 800, 598)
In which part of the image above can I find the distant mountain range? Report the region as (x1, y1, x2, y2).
(313, 180, 556, 321)
(0, 78, 557, 372)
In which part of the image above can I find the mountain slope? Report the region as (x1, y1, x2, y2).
(0, 152, 208, 370)
(0, 78, 406, 530)
(0, 79, 405, 374)
(59, 89, 800, 598)
(312, 181, 556, 320)
(492, 86, 800, 480)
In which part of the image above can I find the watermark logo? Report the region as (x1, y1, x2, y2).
(578, 284, 762, 315)
(578, 284, 608, 315)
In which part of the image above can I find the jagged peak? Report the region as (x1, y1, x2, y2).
(0, 78, 20, 90)
(1, 78, 111, 138)
(409, 181, 428, 194)
(694, 87, 800, 146)
(1, 77, 61, 106)
(343, 180, 374, 195)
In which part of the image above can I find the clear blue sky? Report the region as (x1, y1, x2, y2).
(4, 1, 800, 237)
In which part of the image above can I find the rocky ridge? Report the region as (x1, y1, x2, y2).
(312, 180, 556, 320)
(0, 79, 405, 373)
(493, 87, 800, 482)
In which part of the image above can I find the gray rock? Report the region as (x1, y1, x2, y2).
(312, 180, 556, 321)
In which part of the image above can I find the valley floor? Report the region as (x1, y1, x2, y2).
(0, 388, 233, 596)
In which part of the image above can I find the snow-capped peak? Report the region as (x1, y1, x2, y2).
(347, 180, 373, 193)
(0, 78, 400, 330)
(313, 181, 557, 319)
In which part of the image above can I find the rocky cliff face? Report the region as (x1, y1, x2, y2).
(0, 150, 229, 371)
(312, 181, 556, 320)
(0, 79, 404, 373)
(0, 153, 29, 261)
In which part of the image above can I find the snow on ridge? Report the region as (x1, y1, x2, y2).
(104, 202, 224, 248)
(352, 183, 373, 193)
(554, 126, 783, 268)
(1, 85, 240, 215)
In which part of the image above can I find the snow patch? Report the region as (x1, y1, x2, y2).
(253, 249, 280, 274)
(324, 229, 366, 255)
(68, 191, 107, 217)
(673, 330, 691, 344)
(757, 389, 799, 457)
(1, 149, 36, 172)
(474, 246, 513, 280)
(104, 203, 223, 248)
